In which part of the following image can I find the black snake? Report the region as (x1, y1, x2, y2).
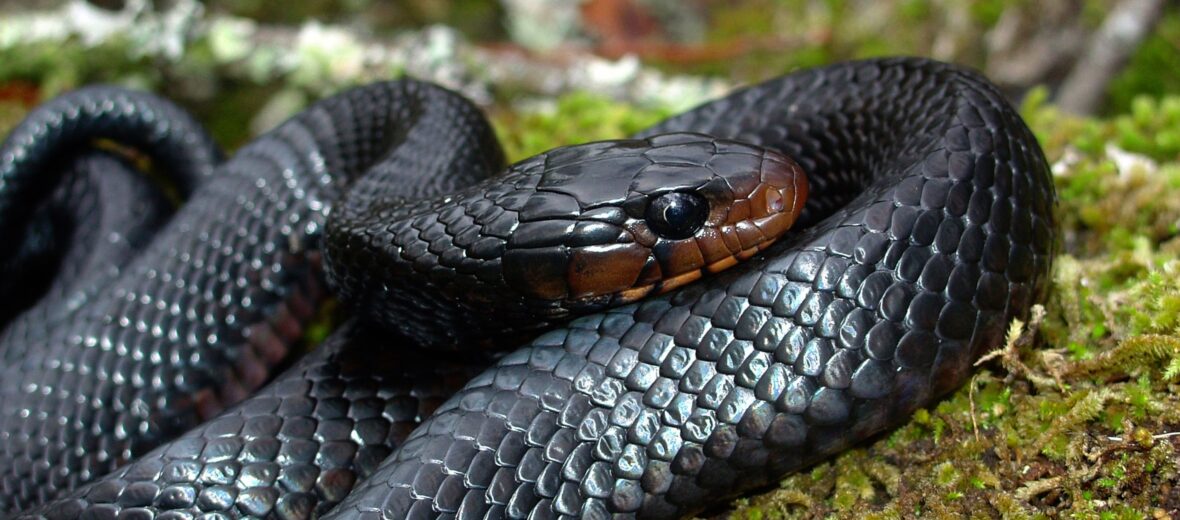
(0, 58, 1055, 519)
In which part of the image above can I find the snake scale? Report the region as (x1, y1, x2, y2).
(0, 58, 1055, 519)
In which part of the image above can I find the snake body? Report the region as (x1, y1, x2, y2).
(0, 58, 1054, 518)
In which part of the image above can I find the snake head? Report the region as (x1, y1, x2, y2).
(502, 132, 808, 310)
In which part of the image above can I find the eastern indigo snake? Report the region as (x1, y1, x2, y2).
(0, 58, 1055, 519)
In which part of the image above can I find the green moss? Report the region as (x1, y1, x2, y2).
(492, 92, 673, 162)
(1021, 89, 1180, 261)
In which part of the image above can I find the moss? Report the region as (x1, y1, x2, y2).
(1022, 89, 1180, 257)
(492, 92, 673, 162)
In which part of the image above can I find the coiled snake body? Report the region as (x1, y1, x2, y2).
(0, 58, 1054, 519)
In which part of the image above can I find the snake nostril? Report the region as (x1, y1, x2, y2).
(766, 189, 785, 213)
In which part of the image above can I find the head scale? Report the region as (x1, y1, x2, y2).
(499, 132, 808, 311)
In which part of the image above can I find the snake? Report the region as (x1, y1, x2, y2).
(0, 57, 1055, 519)
(0, 70, 805, 516)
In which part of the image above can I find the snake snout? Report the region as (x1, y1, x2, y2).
(739, 149, 809, 254)
(628, 143, 808, 300)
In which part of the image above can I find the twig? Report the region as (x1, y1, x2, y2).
(976, 305, 1059, 391)
(969, 373, 981, 442)
(1107, 431, 1180, 442)
(1014, 476, 1064, 501)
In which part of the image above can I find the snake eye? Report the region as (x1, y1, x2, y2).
(645, 192, 709, 239)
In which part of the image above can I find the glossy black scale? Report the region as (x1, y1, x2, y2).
(0, 81, 504, 514)
(326, 58, 1054, 519)
(5, 58, 1054, 520)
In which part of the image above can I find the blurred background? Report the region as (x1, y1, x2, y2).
(0, 0, 1175, 149)
(5, 1, 1180, 518)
